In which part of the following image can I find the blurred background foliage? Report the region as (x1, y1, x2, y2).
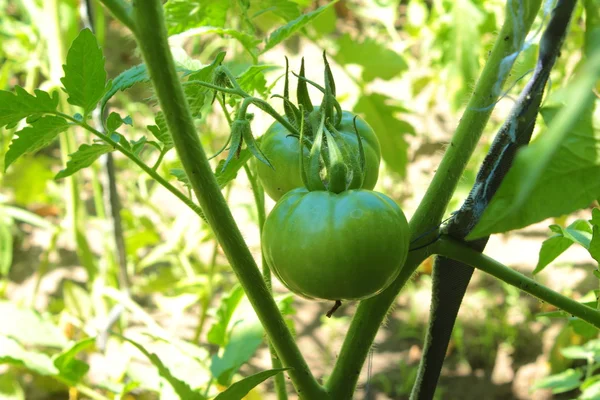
(0, 0, 598, 399)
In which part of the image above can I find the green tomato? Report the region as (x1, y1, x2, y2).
(262, 188, 409, 301)
(256, 110, 381, 201)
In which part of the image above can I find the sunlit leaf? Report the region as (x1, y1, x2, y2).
(214, 368, 291, 400)
(354, 93, 414, 177)
(0, 336, 58, 376)
(0, 87, 59, 129)
(52, 338, 95, 385)
(207, 285, 245, 347)
(56, 143, 113, 179)
(336, 34, 407, 82)
(4, 116, 69, 171)
(262, 1, 338, 53)
(122, 336, 206, 400)
(468, 51, 600, 239)
(60, 28, 109, 116)
(165, 0, 230, 35)
(533, 369, 583, 394)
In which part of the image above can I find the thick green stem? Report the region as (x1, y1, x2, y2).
(126, 2, 327, 398)
(326, 1, 542, 397)
(433, 237, 600, 328)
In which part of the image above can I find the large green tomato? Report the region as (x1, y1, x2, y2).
(262, 188, 409, 301)
(256, 110, 381, 201)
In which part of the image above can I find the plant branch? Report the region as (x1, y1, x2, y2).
(325, 1, 543, 397)
(56, 112, 207, 222)
(433, 236, 600, 328)
(128, 2, 327, 398)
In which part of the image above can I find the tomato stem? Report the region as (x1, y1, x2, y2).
(122, 2, 329, 398)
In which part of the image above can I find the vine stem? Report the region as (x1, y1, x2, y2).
(433, 236, 600, 328)
(54, 112, 207, 222)
(325, 1, 543, 397)
(104, 2, 328, 398)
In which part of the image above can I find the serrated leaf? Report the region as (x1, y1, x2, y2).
(122, 336, 206, 400)
(170, 168, 191, 189)
(174, 27, 259, 61)
(187, 51, 226, 82)
(56, 143, 113, 179)
(4, 116, 70, 171)
(215, 148, 253, 188)
(262, 1, 338, 53)
(237, 65, 278, 98)
(101, 64, 150, 112)
(165, 0, 230, 35)
(183, 81, 208, 118)
(214, 368, 291, 400)
(468, 53, 600, 240)
(52, 338, 95, 385)
(106, 112, 132, 132)
(61, 28, 108, 116)
(336, 34, 407, 82)
(150, 112, 173, 148)
(354, 93, 414, 177)
(0, 336, 59, 376)
(0, 87, 59, 128)
(207, 286, 245, 347)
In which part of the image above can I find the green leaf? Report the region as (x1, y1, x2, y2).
(0, 301, 67, 348)
(182, 81, 208, 118)
(175, 28, 260, 61)
(213, 368, 291, 400)
(165, 0, 230, 35)
(468, 52, 600, 240)
(60, 28, 108, 116)
(534, 235, 573, 274)
(336, 34, 407, 82)
(106, 112, 132, 132)
(210, 302, 265, 386)
(237, 65, 278, 97)
(215, 148, 253, 188)
(122, 336, 206, 400)
(207, 285, 245, 347)
(0, 336, 58, 376)
(100, 64, 149, 112)
(56, 143, 113, 179)
(533, 369, 583, 394)
(187, 51, 226, 82)
(4, 116, 69, 171)
(52, 338, 95, 385)
(170, 168, 190, 189)
(262, 1, 339, 53)
(0, 87, 59, 128)
(147, 112, 173, 150)
(353, 93, 414, 177)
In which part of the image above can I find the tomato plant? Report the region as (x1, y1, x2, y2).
(262, 187, 409, 301)
(257, 109, 381, 201)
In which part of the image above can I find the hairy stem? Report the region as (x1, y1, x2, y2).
(326, 1, 542, 397)
(124, 2, 327, 397)
(433, 237, 600, 328)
